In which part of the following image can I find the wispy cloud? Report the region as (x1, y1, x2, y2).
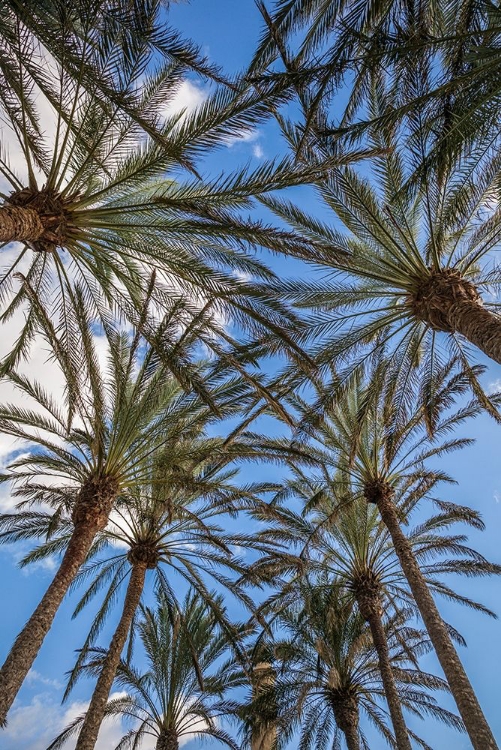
(26, 669, 62, 690)
(252, 143, 264, 159)
(486, 378, 501, 395)
(2, 692, 127, 750)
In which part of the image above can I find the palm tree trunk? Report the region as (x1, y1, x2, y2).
(342, 722, 360, 750)
(446, 297, 501, 364)
(75, 562, 147, 750)
(0, 205, 45, 243)
(0, 477, 117, 726)
(156, 729, 179, 750)
(251, 662, 277, 750)
(356, 592, 412, 750)
(332, 698, 360, 750)
(0, 522, 101, 724)
(413, 269, 501, 364)
(376, 491, 498, 750)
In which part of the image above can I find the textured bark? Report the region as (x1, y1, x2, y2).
(332, 695, 360, 750)
(251, 662, 277, 750)
(0, 205, 45, 243)
(75, 563, 147, 750)
(444, 296, 501, 364)
(341, 720, 360, 750)
(156, 729, 179, 750)
(0, 476, 117, 726)
(375, 491, 498, 750)
(411, 268, 501, 364)
(355, 583, 412, 750)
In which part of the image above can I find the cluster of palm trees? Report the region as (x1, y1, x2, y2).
(0, 0, 501, 748)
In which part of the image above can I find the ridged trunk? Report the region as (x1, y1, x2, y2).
(341, 721, 360, 750)
(445, 297, 501, 364)
(412, 269, 501, 364)
(332, 695, 360, 750)
(75, 562, 147, 750)
(375, 491, 498, 750)
(0, 205, 45, 243)
(156, 729, 179, 750)
(251, 662, 277, 750)
(355, 584, 412, 750)
(0, 476, 117, 726)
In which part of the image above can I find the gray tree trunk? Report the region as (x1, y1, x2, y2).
(156, 729, 179, 750)
(0, 522, 102, 724)
(0, 479, 117, 726)
(332, 697, 360, 750)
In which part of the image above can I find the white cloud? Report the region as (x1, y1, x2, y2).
(0, 309, 68, 483)
(163, 80, 207, 122)
(0, 51, 60, 192)
(224, 127, 265, 158)
(26, 669, 62, 690)
(486, 378, 501, 395)
(225, 127, 260, 148)
(3, 689, 211, 750)
(2, 692, 127, 750)
(252, 143, 264, 159)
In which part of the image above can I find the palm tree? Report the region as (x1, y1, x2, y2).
(0, 294, 253, 724)
(0, 0, 374, 375)
(50, 590, 242, 750)
(262, 80, 501, 408)
(244, 641, 277, 750)
(246, 583, 463, 750)
(268, 374, 499, 749)
(256, 492, 500, 750)
(0, 2, 400, 410)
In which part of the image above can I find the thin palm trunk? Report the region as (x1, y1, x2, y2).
(251, 662, 277, 750)
(0, 478, 117, 725)
(342, 722, 360, 750)
(156, 729, 179, 750)
(356, 592, 412, 750)
(75, 562, 147, 750)
(0, 522, 101, 724)
(375, 491, 498, 750)
(0, 205, 45, 243)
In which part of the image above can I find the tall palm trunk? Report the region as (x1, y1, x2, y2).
(156, 728, 179, 750)
(75, 562, 147, 750)
(355, 584, 412, 750)
(0, 476, 117, 725)
(374, 489, 498, 750)
(332, 696, 360, 750)
(251, 661, 277, 750)
(0, 205, 45, 243)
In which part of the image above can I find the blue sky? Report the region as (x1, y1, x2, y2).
(1, 1, 501, 748)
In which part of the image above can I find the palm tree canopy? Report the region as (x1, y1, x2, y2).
(0, 0, 380, 376)
(263, 93, 501, 411)
(0, 291, 262, 520)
